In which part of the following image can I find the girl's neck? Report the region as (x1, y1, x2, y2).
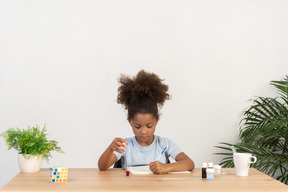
(136, 135, 155, 147)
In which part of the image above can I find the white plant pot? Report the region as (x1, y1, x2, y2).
(18, 154, 43, 173)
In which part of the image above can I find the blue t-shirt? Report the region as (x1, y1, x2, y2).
(113, 135, 183, 166)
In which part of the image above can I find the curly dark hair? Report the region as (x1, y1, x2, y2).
(117, 70, 170, 121)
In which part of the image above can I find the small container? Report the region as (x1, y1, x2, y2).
(214, 165, 221, 176)
(206, 168, 214, 181)
(202, 162, 207, 178)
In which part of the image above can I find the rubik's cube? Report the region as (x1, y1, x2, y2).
(49, 167, 68, 183)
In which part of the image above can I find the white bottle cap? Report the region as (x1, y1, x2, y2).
(202, 162, 207, 168)
(208, 162, 213, 167)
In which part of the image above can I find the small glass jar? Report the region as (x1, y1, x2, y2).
(214, 165, 221, 176)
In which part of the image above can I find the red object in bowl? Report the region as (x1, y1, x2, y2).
(126, 171, 130, 176)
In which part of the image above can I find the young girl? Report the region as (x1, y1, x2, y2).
(98, 70, 194, 174)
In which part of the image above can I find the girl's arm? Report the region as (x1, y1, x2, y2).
(149, 152, 194, 174)
(98, 138, 128, 171)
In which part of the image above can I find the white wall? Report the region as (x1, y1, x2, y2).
(1, 0, 288, 188)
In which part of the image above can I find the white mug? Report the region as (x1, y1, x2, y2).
(233, 153, 257, 176)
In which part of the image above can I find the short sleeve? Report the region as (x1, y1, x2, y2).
(113, 151, 122, 161)
(166, 138, 183, 160)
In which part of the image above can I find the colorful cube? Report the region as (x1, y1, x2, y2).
(49, 167, 68, 183)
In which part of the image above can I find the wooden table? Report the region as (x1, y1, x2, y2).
(1, 168, 288, 192)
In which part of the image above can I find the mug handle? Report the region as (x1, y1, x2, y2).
(249, 156, 257, 163)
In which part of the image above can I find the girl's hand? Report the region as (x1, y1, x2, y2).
(109, 138, 128, 154)
(149, 161, 169, 174)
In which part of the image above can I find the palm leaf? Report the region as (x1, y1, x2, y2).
(215, 76, 288, 184)
(270, 75, 288, 98)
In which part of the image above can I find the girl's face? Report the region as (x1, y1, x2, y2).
(129, 113, 158, 146)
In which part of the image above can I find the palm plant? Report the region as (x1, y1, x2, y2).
(215, 76, 288, 184)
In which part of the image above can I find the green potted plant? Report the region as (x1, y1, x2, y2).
(0, 124, 64, 173)
(215, 76, 288, 184)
